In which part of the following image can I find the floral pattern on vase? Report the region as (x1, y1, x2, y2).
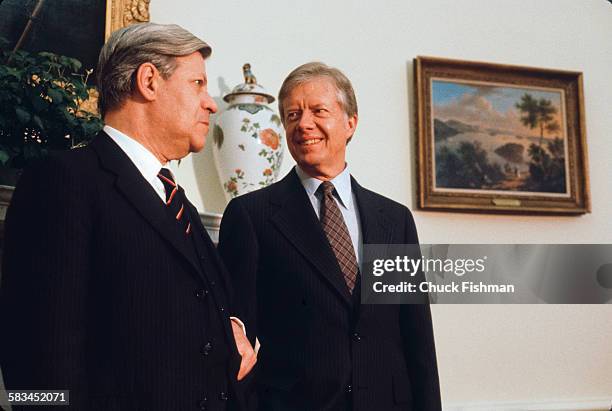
(212, 64, 284, 201)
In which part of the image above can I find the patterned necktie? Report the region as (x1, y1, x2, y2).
(158, 168, 192, 235)
(319, 181, 358, 293)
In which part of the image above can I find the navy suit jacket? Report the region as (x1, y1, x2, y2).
(218, 169, 441, 411)
(1, 133, 245, 410)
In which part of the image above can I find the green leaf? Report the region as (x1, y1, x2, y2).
(38, 52, 57, 59)
(237, 104, 263, 115)
(62, 110, 78, 126)
(32, 115, 44, 130)
(0, 150, 10, 166)
(15, 107, 31, 123)
(5, 67, 20, 79)
(81, 121, 102, 137)
(75, 87, 88, 100)
(67, 58, 82, 71)
(47, 88, 63, 104)
(270, 114, 281, 126)
(46, 62, 61, 71)
(31, 94, 47, 111)
(213, 124, 224, 149)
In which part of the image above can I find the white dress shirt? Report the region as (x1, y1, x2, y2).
(295, 164, 363, 268)
(103, 125, 167, 202)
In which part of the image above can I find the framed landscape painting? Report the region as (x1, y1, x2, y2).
(415, 56, 590, 214)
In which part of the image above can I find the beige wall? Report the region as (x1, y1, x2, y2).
(151, 0, 612, 406)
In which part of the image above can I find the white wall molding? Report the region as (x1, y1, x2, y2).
(446, 398, 611, 411)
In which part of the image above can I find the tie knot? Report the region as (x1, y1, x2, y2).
(158, 168, 176, 186)
(320, 181, 335, 196)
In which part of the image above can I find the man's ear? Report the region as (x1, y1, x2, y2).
(346, 113, 358, 141)
(134, 62, 160, 102)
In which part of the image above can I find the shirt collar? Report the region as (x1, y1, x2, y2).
(103, 125, 164, 184)
(295, 164, 353, 210)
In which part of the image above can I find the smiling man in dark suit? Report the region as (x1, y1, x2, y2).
(1, 23, 255, 410)
(218, 62, 441, 411)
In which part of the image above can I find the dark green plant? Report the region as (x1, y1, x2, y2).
(0, 37, 102, 168)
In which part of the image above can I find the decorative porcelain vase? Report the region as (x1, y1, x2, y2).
(212, 64, 284, 201)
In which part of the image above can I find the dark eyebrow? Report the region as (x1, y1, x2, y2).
(197, 75, 208, 86)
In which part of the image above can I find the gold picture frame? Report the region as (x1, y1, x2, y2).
(105, 0, 152, 40)
(415, 56, 590, 215)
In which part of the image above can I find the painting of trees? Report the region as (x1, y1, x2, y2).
(436, 141, 504, 189)
(416, 56, 589, 214)
(515, 93, 557, 147)
(514, 93, 566, 193)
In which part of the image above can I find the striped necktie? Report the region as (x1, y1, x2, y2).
(319, 181, 358, 293)
(158, 168, 192, 235)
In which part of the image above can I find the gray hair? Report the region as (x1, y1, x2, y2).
(278, 62, 358, 123)
(96, 23, 211, 117)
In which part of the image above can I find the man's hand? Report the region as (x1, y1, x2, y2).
(231, 320, 257, 381)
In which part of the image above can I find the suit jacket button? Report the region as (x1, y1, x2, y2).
(352, 332, 361, 342)
(210, 280, 216, 286)
(219, 391, 229, 401)
(201, 342, 213, 355)
(195, 289, 208, 299)
(346, 384, 353, 393)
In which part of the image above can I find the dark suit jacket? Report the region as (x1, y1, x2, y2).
(218, 169, 441, 411)
(0, 132, 244, 410)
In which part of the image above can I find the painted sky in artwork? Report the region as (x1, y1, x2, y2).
(432, 79, 564, 139)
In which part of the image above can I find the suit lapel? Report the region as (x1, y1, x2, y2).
(270, 170, 353, 306)
(90, 133, 201, 277)
(352, 177, 394, 246)
(352, 177, 396, 318)
(186, 200, 233, 290)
